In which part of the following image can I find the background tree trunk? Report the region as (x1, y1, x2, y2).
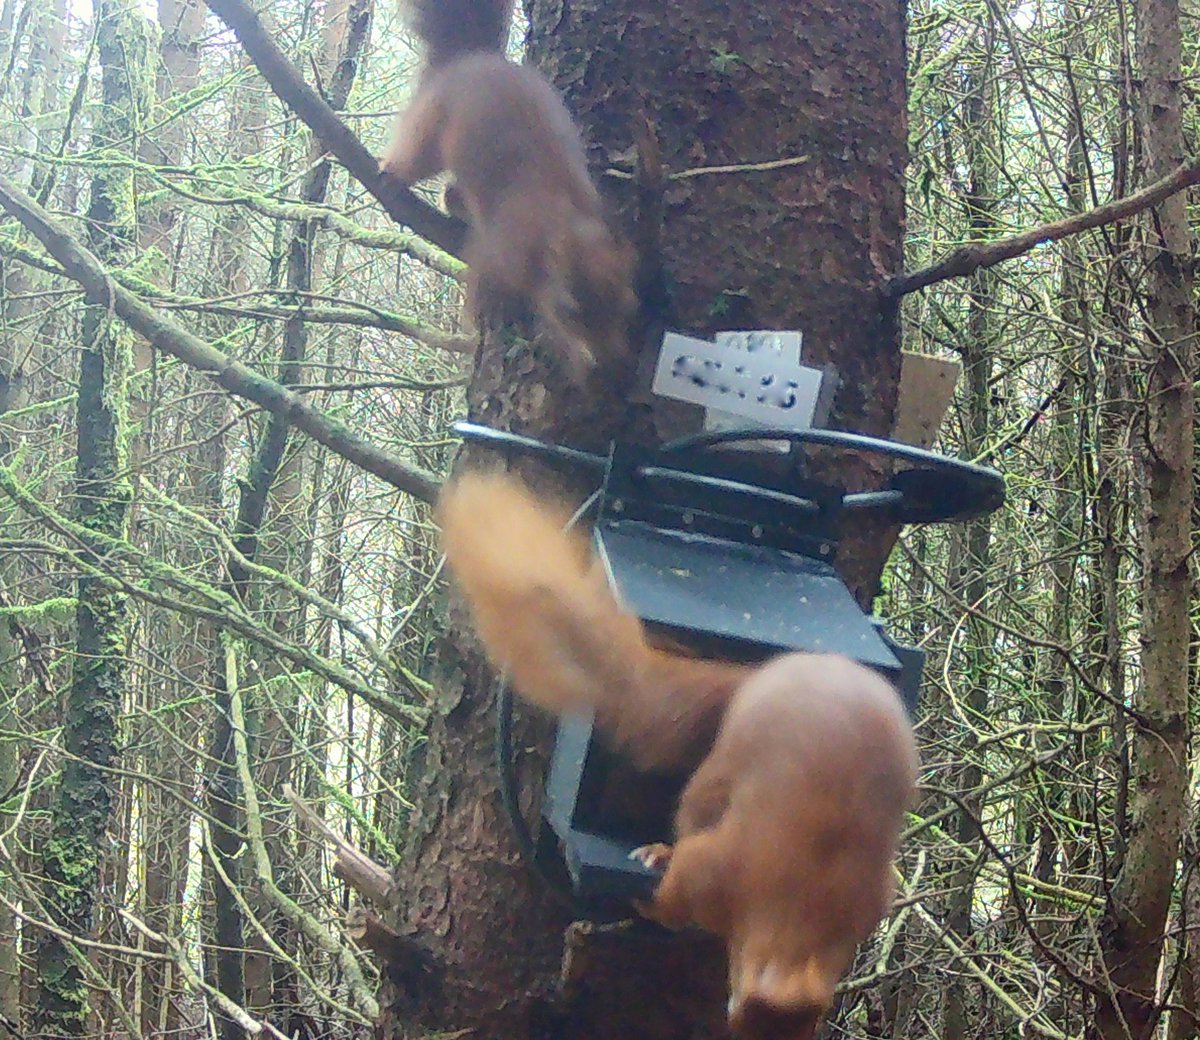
(941, 37, 998, 1039)
(203, 1, 372, 1034)
(1093, 0, 1195, 1035)
(33, 2, 152, 1035)
(381, 1, 909, 1036)
(0, 343, 28, 1030)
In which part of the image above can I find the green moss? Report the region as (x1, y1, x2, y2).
(0, 597, 76, 626)
(33, 4, 153, 1035)
(125, 244, 169, 285)
(708, 47, 743, 74)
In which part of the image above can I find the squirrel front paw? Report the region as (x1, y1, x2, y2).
(629, 842, 674, 871)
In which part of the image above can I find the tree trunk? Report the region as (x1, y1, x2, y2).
(140, 0, 205, 257)
(1093, 0, 1195, 1035)
(33, 2, 151, 1035)
(196, 55, 263, 1026)
(0, 331, 29, 1030)
(129, 3, 210, 1033)
(940, 39, 996, 1040)
(0, 1, 70, 1019)
(203, 2, 372, 1033)
(381, 1, 908, 1036)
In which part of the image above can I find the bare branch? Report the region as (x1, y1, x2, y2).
(285, 784, 393, 906)
(0, 172, 442, 505)
(120, 909, 291, 1040)
(229, 670, 381, 1019)
(887, 161, 1200, 297)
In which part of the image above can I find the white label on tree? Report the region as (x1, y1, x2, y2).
(652, 331, 825, 434)
(714, 330, 803, 365)
(705, 331, 806, 439)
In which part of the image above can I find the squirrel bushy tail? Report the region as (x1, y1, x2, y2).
(408, 0, 515, 69)
(439, 473, 918, 1040)
(437, 473, 746, 771)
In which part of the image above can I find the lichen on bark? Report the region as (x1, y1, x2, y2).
(33, 1, 152, 1035)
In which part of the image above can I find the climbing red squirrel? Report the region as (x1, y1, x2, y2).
(437, 472, 919, 1040)
(380, 0, 637, 382)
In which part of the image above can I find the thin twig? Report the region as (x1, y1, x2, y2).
(603, 154, 811, 181)
(888, 161, 1200, 296)
(120, 909, 290, 1040)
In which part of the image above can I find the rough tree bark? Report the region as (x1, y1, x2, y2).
(380, 1, 909, 1037)
(1033, 20, 1088, 1016)
(0, 0, 70, 1021)
(135, 2, 209, 1033)
(0, 325, 28, 1029)
(1093, 0, 1195, 1035)
(33, 1, 152, 1036)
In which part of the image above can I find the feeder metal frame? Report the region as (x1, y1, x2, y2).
(455, 420, 1005, 911)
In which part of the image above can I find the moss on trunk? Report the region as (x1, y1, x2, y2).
(33, 2, 151, 1035)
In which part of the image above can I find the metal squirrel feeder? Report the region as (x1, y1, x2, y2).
(455, 419, 1005, 914)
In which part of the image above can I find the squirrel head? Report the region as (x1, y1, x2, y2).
(726, 953, 841, 1040)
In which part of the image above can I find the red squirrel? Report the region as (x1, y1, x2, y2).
(380, 0, 637, 382)
(437, 472, 919, 1040)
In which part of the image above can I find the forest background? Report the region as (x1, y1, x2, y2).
(0, 0, 1196, 1038)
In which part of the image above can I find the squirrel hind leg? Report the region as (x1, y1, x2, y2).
(464, 232, 568, 363)
(542, 226, 637, 374)
(463, 267, 531, 342)
(537, 308, 599, 383)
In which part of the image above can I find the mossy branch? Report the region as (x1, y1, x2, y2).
(227, 655, 381, 1019)
(0, 227, 470, 348)
(0, 172, 443, 505)
(119, 908, 292, 1040)
(139, 479, 422, 693)
(0, 463, 429, 723)
(202, 0, 466, 255)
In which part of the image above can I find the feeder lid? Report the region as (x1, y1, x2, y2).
(594, 518, 902, 672)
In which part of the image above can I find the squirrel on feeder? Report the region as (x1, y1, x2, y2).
(379, 0, 637, 382)
(437, 471, 918, 1040)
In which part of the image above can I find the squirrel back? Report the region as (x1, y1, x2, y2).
(408, 0, 515, 69)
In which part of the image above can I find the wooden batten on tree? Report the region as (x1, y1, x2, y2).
(892, 351, 962, 450)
